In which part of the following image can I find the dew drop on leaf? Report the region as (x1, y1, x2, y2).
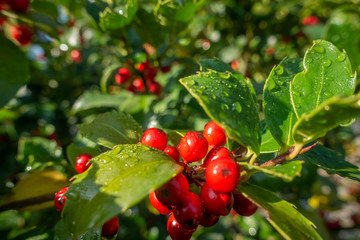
(335, 53, 346, 62)
(232, 102, 242, 112)
(276, 66, 284, 75)
(322, 59, 332, 67)
(186, 79, 195, 85)
(313, 45, 325, 53)
(307, 57, 313, 63)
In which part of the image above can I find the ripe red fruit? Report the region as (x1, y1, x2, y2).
(266, 46, 275, 55)
(138, 61, 149, 71)
(302, 15, 319, 26)
(70, 49, 82, 63)
(200, 183, 233, 216)
(8, 0, 29, 12)
(167, 213, 194, 240)
(141, 128, 168, 150)
(127, 78, 145, 93)
(173, 191, 203, 229)
(205, 157, 240, 193)
(164, 146, 180, 162)
(144, 67, 157, 81)
(54, 187, 69, 212)
(148, 81, 162, 96)
(161, 65, 171, 73)
(199, 210, 219, 227)
(149, 190, 172, 215)
(233, 192, 258, 216)
(75, 154, 92, 173)
(203, 146, 233, 167)
(101, 216, 120, 238)
(203, 121, 226, 149)
(115, 67, 132, 84)
(0, 3, 8, 25)
(177, 132, 208, 163)
(155, 173, 189, 206)
(10, 25, 33, 46)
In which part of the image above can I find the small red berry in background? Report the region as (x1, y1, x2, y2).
(302, 15, 319, 26)
(203, 146, 233, 167)
(149, 190, 172, 215)
(54, 187, 69, 212)
(141, 128, 168, 150)
(144, 67, 157, 81)
(177, 132, 208, 163)
(205, 157, 240, 193)
(115, 67, 132, 84)
(75, 154, 92, 173)
(203, 121, 226, 149)
(266, 46, 275, 55)
(173, 191, 203, 229)
(161, 65, 171, 73)
(138, 61, 149, 71)
(148, 81, 162, 96)
(127, 78, 145, 93)
(232, 191, 258, 216)
(155, 173, 189, 206)
(8, 0, 29, 12)
(70, 49, 82, 63)
(0, 3, 8, 25)
(101, 216, 120, 239)
(167, 213, 194, 240)
(200, 183, 233, 216)
(164, 146, 180, 162)
(199, 210, 219, 227)
(10, 25, 33, 46)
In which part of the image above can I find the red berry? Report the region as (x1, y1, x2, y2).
(144, 67, 157, 81)
(177, 132, 208, 163)
(203, 121, 226, 148)
(115, 67, 131, 84)
(127, 78, 145, 93)
(232, 192, 258, 216)
(75, 154, 92, 173)
(10, 25, 33, 46)
(155, 173, 189, 206)
(8, 0, 29, 12)
(203, 147, 232, 167)
(200, 183, 233, 216)
(161, 65, 171, 73)
(302, 15, 319, 26)
(266, 46, 275, 55)
(70, 49, 82, 63)
(149, 190, 172, 215)
(205, 157, 240, 193)
(173, 191, 203, 229)
(54, 187, 69, 212)
(138, 61, 149, 71)
(148, 81, 162, 96)
(199, 210, 219, 227)
(167, 213, 194, 240)
(141, 128, 168, 150)
(164, 146, 180, 162)
(101, 216, 120, 238)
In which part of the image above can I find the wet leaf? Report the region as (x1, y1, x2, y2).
(260, 125, 280, 153)
(99, 1, 138, 30)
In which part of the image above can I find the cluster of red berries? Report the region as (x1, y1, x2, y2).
(0, 0, 34, 46)
(115, 60, 170, 96)
(54, 154, 120, 238)
(141, 121, 258, 240)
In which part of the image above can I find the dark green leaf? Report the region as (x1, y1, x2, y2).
(54, 219, 101, 240)
(200, 59, 234, 73)
(0, 36, 29, 108)
(168, 130, 186, 146)
(99, 1, 138, 30)
(260, 126, 281, 153)
(78, 111, 143, 148)
(62, 144, 182, 237)
(180, 71, 261, 154)
(237, 183, 322, 240)
(292, 95, 360, 145)
(264, 58, 303, 151)
(290, 40, 356, 119)
(24, 12, 59, 38)
(100, 63, 121, 92)
(299, 144, 360, 181)
(31, 0, 59, 18)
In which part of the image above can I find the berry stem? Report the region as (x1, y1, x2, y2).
(248, 154, 257, 165)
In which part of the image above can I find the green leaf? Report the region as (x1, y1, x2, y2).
(200, 59, 234, 73)
(180, 71, 261, 154)
(264, 58, 303, 151)
(0, 36, 29, 108)
(237, 183, 322, 240)
(54, 219, 101, 240)
(299, 144, 360, 181)
(78, 111, 143, 148)
(62, 144, 182, 237)
(100, 63, 121, 92)
(168, 130, 186, 146)
(260, 125, 280, 153)
(293, 95, 360, 145)
(239, 161, 302, 182)
(99, 1, 138, 30)
(290, 40, 356, 119)
(31, 0, 59, 18)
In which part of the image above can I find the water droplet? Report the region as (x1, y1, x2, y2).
(336, 53, 346, 62)
(221, 104, 229, 110)
(210, 93, 216, 100)
(350, 74, 355, 79)
(67, 191, 79, 200)
(220, 72, 231, 79)
(232, 102, 242, 112)
(314, 45, 325, 53)
(322, 59, 332, 67)
(224, 91, 229, 97)
(186, 79, 195, 85)
(276, 66, 284, 75)
(307, 57, 313, 63)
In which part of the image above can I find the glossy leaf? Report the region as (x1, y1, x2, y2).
(263, 58, 303, 151)
(292, 95, 360, 145)
(100, 63, 121, 92)
(299, 144, 360, 181)
(200, 59, 234, 73)
(54, 219, 101, 240)
(290, 40, 356, 119)
(62, 144, 183, 237)
(0, 36, 29, 108)
(237, 183, 322, 240)
(99, 1, 138, 30)
(78, 111, 143, 148)
(180, 71, 261, 154)
(239, 161, 302, 182)
(260, 126, 281, 153)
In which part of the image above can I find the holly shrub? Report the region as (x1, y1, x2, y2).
(0, 0, 360, 239)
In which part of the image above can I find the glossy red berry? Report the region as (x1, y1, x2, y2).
(8, 0, 29, 12)
(127, 78, 145, 93)
(302, 15, 319, 26)
(75, 154, 92, 173)
(141, 128, 168, 150)
(205, 157, 240, 193)
(203, 121, 226, 148)
(101, 216, 120, 239)
(54, 187, 69, 212)
(144, 67, 157, 81)
(148, 81, 162, 96)
(155, 173, 189, 206)
(149, 190, 172, 215)
(138, 61, 149, 71)
(173, 192, 203, 229)
(167, 213, 194, 240)
(70, 49, 82, 63)
(199, 210, 219, 227)
(233, 192, 258, 216)
(200, 183, 233, 216)
(164, 146, 180, 162)
(10, 25, 33, 46)
(177, 132, 208, 163)
(203, 147, 233, 167)
(115, 67, 131, 84)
